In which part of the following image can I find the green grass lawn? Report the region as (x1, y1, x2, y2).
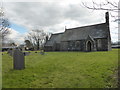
(2, 49, 118, 88)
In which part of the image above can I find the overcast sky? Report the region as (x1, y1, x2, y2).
(1, 0, 119, 44)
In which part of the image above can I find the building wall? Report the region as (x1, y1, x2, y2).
(107, 35, 112, 51)
(94, 38, 109, 51)
(45, 37, 110, 52)
(60, 40, 86, 51)
(44, 46, 53, 51)
(60, 41, 68, 51)
(57, 38, 109, 51)
(101, 38, 108, 51)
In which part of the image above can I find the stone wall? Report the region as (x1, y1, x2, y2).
(45, 38, 110, 52)
(44, 46, 53, 51)
(94, 38, 108, 51)
(60, 41, 68, 51)
(60, 40, 86, 51)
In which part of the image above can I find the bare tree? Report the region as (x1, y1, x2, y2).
(24, 40, 33, 50)
(82, 0, 120, 21)
(82, 0, 119, 11)
(0, 7, 11, 42)
(25, 29, 50, 50)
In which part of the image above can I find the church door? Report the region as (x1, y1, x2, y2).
(87, 41, 92, 51)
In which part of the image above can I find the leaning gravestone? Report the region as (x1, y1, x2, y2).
(13, 48, 25, 70)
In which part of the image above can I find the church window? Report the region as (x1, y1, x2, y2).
(76, 41, 80, 48)
(97, 39, 101, 48)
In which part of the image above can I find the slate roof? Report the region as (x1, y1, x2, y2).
(45, 22, 109, 46)
(61, 23, 108, 41)
(45, 33, 63, 46)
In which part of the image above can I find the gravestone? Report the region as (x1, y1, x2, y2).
(7, 49, 11, 54)
(13, 48, 25, 70)
(9, 50, 13, 56)
(7, 49, 10, 54)
(40, 50, 45, 55)
(23, 52, 30, 56)
(8, 49, 14, 56)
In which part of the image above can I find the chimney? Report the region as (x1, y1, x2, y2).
(105, 12, 109, 25)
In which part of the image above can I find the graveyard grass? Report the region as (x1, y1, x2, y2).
(2, 49, 118, 88)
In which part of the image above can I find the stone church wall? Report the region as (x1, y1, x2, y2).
(95, 38, 108, 51)
(60, 41, 68, 51)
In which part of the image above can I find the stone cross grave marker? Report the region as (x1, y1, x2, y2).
(13, 48, 25, 70)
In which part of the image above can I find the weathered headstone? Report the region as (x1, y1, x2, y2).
(40, 50, 45, 55)
(7, 49, 10, 54)
(9, 50, 13, 56)
(8, 49, 14, 56)
(13, 48, 25, 70)
(7, 49, 11, 54)
(23, 52, 30, 56)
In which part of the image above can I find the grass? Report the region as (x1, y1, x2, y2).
(2, 49, 118, 88)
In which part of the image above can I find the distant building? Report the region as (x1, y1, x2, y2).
(2, 46, 17, 52)
(2, 42, 17, 52)
(111, 45, 120, 48)
(44, 12, 111, 52)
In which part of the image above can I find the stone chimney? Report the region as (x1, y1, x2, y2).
(105, 12, 109, 25)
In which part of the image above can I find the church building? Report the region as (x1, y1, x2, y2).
(44, 12, 111, 52)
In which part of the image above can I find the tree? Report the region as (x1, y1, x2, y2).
(82, 0, 120, 21)
(24, 40, 33, 50)
(25, 29, 50, 50)
(0, 7, 11, 42)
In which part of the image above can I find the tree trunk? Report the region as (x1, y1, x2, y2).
(37, 39, 39, 50)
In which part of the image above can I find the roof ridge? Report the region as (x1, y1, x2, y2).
(52, 32, 64, 35)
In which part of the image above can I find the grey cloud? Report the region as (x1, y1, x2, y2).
(64, 5, 89, 19)
(5, 2, 104, 29)
(64, 4, 105, 24)
(5, 2, 65, 27)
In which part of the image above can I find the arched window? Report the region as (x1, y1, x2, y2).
(97, 39, 101, 48)
(75, 41, 80, 48)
